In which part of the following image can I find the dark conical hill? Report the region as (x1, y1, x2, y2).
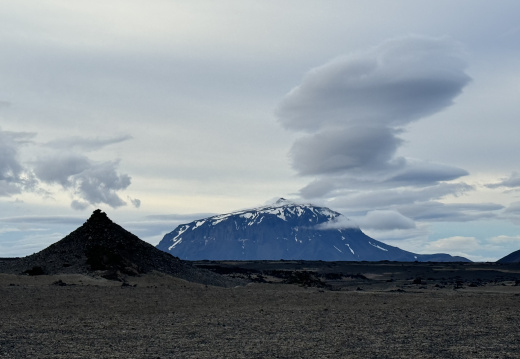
(0, 209, 240, 287)
(497, 249, 520, 263)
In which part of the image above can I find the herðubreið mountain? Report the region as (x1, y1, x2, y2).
(157, 199, 469, 262)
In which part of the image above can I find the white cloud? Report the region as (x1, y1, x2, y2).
(489, 235, 520, 244)
(315, 215, 359, 230)
(358, 210, 416, 230)
(424, 236, 480, 252)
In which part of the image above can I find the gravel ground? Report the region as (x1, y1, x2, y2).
(1, 272, 520, 359)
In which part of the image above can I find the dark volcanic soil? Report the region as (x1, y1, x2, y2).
(2, 261, 520, 358)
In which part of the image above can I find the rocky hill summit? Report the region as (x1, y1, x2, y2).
(0, 209, 240, 287)
(157, 199, 469, 262)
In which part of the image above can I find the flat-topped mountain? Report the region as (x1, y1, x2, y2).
(157, 199, 469, 262)
(0, 209, 239, 287)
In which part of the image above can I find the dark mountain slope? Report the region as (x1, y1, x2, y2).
(497, 249, 520, 263)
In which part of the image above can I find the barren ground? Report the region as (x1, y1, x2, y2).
(1, 262, 520, 358)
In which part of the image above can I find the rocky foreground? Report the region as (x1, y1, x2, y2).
(2, 262, 520, 358)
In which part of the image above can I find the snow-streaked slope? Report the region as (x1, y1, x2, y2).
(156, 199, 469, 262)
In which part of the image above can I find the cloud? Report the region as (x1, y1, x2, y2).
(300, 166, 471, 199)
(145, 213, 217, 221)
(328, 182, 474, 211)
(34, 154, 132, 209)
(1, 128, 135, 209)
(290, 126, 401, 175)
(0, 127, 37, 196)
(486, 172, 520, 189)
(386, 161, 468, 185)
(71, 200, 89, 211)
(277, 35, 478, 235)
(0, 215, 83, 225)
(128, 197, 141, 208)
(278, 35, 471, 182)
(44, 135, 133, 152)
(33, 154, 91, 187)
(277, 36, 470, 133)
(504, 202, 520, 214)
(357, 210, 416, 230)
(424, 236, 480, 253)
(315, 215, 359, 230)
(489, 235, 520, 245)
(397, 202, 503, 222)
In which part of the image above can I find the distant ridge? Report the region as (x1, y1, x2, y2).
(0, 209, 240, 287)
(157, 199, 470, 262)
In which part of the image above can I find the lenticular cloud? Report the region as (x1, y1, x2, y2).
(277, 35, 471, 187)
(278, 35, 470, 134)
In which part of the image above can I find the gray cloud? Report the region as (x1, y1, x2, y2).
(1, 127, 135, 209)
(0, 215, 83, 225)
(0, 128, 36, 196)
(128, 197, 141, 208)
(34, 154, 131, 209)
(386, 161, 468, 185)
(44, 135, 133, 152)
(34, 154, 91, 187)
(278, 35, 471, 133)
(329, 182, 474, 212)
(71, 200, 90, 211)
(299, 161, 469, 199)
(290, 126, 401, 175)
(397, 202, 503, 222)
(145, 213, 217, 221)
(277, 36, 476, 232)
(486, 172, 520, 189)
(278, 36, 471, 184)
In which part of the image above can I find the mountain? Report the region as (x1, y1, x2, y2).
(156, 199, 469, 262)
(497, 249, 520, 263)
(0, 209, 240, 287)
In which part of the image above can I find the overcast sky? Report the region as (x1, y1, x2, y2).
(1, 1, 520, 261)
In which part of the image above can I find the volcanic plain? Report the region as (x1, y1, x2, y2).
(2, 260, 520, 358)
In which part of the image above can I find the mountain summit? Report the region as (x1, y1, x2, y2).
(156, 199, 469, 262)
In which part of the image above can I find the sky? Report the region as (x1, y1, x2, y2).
(1, 1, 520, 261)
